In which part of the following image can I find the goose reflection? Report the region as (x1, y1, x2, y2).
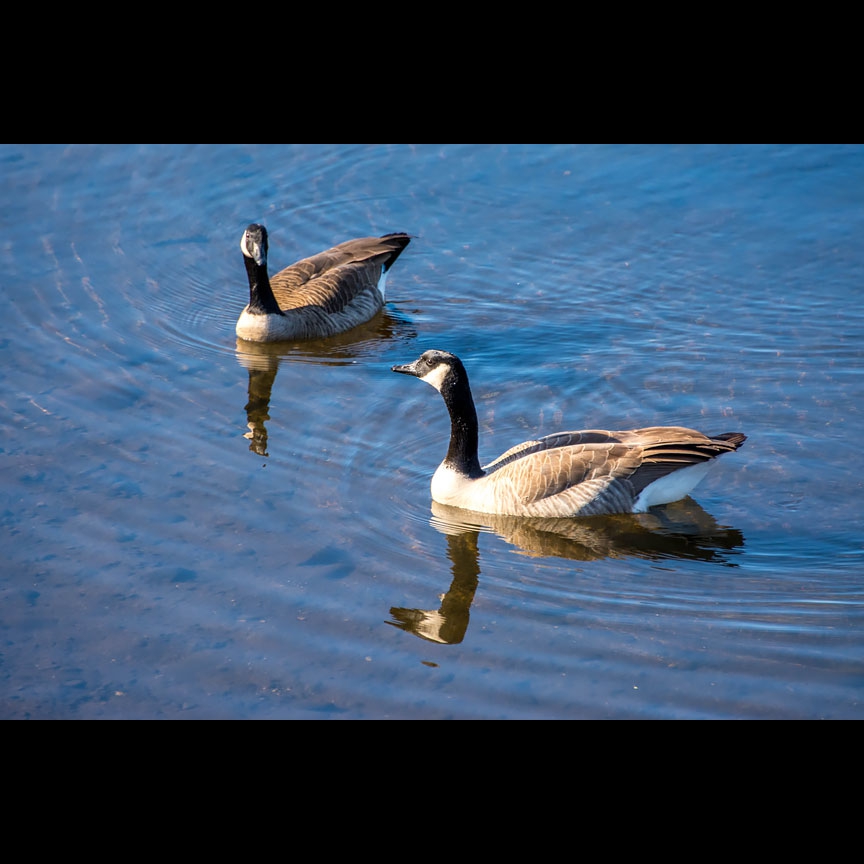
(235, 309, 416, 457)
(237, 346, 279, 456)
(389, 526, 481, 645)
(388, 498, 744, 644)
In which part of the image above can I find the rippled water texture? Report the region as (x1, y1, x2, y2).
(2, 144, 862, 719)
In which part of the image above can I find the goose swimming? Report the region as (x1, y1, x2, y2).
(236, 223, 411, 342)
(391, 350, 746, 518)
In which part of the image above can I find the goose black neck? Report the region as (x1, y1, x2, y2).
(244, 256, 282, 315)
(440, 372, 484, 479)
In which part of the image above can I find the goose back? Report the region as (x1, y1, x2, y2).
(269, 234, 410, 312)
(468, 427, 745, 517)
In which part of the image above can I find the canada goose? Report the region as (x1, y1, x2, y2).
(391, 350, 747, 518)
(236, 224, 411, 342)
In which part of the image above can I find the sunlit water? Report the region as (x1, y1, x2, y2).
(2, 144, 862, 719)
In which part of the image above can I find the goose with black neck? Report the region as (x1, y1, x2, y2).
(391, 349, 747, 518)
(236, 223, 411, 343)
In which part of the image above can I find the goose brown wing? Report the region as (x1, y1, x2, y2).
(269, 234, 410, 313)
(484, 430, 644, 505)
(613, 427, 747, 497)
(483, 427, 746, 507)
(270, 260, 382, 313)
(484, 430, 634, 472)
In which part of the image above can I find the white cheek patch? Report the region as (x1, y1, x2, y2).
(241, 232, 266, 265)
(420, 363, 450, 392)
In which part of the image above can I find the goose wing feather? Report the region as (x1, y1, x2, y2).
(483, 427, 745, 512)
(269, 235, 409, 313)
(485, 436, 642, 509)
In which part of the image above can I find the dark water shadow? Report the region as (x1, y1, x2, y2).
(388, 498, 745, 644)
(235, 308, 416, 456)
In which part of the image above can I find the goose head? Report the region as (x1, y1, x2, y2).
(392, 350, 483, 481)
(392, 349, 466, 396)
(241, 223, 269, 268)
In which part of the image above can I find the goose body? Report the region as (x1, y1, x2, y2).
(392, 350, 747, 518)
(236, 224, 411, 342)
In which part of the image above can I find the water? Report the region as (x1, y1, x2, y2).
(2, 143, 862, 719)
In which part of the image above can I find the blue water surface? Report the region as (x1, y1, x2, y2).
(1, 143, 862, 719)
